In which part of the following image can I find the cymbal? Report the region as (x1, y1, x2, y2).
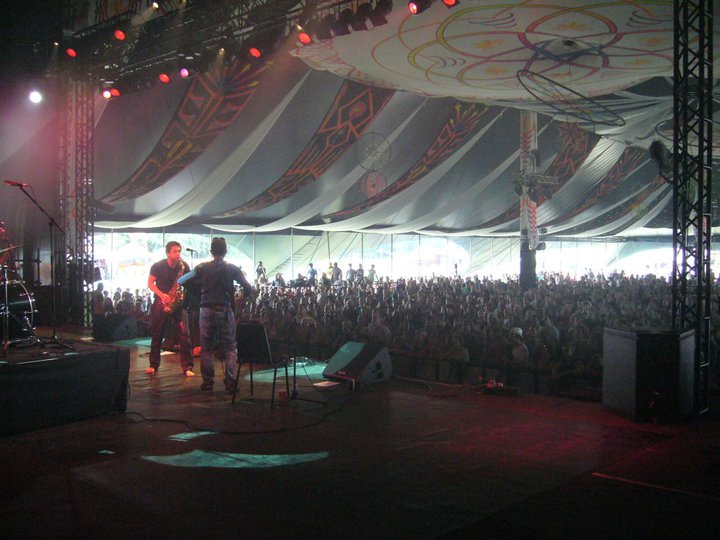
(0, 244, 19, 254)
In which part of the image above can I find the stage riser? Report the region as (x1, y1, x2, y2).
(0, 342, 130, 436)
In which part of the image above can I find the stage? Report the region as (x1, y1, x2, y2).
(0, 331, 719, 539)
(0, 338, 130, 436)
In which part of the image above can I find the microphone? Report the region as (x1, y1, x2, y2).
(185, 247, 197, 253)
(3, 180, 29, 187)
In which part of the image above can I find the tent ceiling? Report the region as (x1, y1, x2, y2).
(1, 1, 718, 242)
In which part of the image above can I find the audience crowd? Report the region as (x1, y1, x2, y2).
(95, 264, 719, 393)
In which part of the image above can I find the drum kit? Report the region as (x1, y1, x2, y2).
(1, 244, 37, 351)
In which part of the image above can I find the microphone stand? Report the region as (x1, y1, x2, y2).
(15, 185, 72, 349)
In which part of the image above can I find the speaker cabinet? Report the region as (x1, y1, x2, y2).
(603, 328, 694, 422)
(323, 341, 392, 389)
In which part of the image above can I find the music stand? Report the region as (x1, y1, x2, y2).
(233, 320, 290, 408)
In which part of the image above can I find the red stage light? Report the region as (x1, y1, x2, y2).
(102, 89, 112, 99)
(110, 88, 121, 97)
(298, 32, 312, 45)
(66, 48, 77, 58)
(442, 0, 459, 7)
(249, 47, 262, 59)
(408, 0, 432, 14)
(158, 73, 171, 83)
(113, 29, 126, 41)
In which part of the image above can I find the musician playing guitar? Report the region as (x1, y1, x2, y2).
(146, 241, 194, 376)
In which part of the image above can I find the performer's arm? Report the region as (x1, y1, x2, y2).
(177, 269, 196, 286)
(235, 268, 254, 298)
(148, 273, 170, 305)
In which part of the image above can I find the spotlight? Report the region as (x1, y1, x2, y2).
(28, 90, 43, 104)
(369, 0, 392, 26)
(248, 47, 262, 59)
(179, 67, 190, 78)
(65, 47, 77, 58)
(408, 0, 432, 15)
(649, 140, 673, 183)
(352, 3, 372, 31)
(152, 2, 160, 9)
(101, 89, 112, 99)
(316, 14, 335, 40)
(113, 29, 126, 41)
(158, 73, 171, 83)
(442, 0, 459, 7)
(332, 8, 354, 36)
(298, 30, 312, 45)
(110, 87, 121, 97)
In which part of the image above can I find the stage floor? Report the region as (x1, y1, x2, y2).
(1, 327, 719, 539)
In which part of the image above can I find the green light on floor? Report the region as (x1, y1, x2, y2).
(246, 363, 326, 383)
(168, 431, 217, 441)
(141, 449, 329, 468)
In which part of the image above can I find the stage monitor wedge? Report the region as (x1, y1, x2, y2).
(323, 341, 392, 390)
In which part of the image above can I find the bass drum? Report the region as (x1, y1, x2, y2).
(0, 281, 37, 341)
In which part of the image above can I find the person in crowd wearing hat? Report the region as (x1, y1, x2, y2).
(178, 238, 254, 392)
(146, 241, 194, 377)
(506, 327, 529, 386)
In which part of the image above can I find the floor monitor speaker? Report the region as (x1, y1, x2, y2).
(322, 341, 392, 390)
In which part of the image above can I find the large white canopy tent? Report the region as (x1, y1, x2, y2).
(1, 0, 718, 284)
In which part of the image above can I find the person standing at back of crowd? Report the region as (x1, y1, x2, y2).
(306, 262, 318, 287)
(146, 241, 194, 377)
(367, 264, 377, 284)
(332, 262, 342, 284)
(179, 237, 254, 392)
(346, 263, 356, 283)
(255, 261, 267, 284)
(356, 263, 365, 284)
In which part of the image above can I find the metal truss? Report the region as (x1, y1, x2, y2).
(59, 79, 95, 327)
(64, 0, 371, 86)
(57, 76, 72, 325)
(672, 0, 714, 416)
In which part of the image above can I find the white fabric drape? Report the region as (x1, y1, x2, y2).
(203, 99, 426, 233)
(296, 110, 504, 232)
(96, 72, 310, 229)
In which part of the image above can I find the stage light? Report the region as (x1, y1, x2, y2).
(316, 14, 335, 40)
(113, 29, 126, 41)
(28, 90, 43, 104)
(352, 3, 373, 31)
(158, 73, 171, 83)
(102, 89, 112, 99)
(369, 0, 392, 26)
(179, 67, 190, 78)
(110, 87, 121, 97)
(408, 0, 432, 15)
(332, 8, 354, 36)
(298, 30, 312, 45)
(152, 2, 160, 9)
(248, 47, 262, 59)
(66, 47, 77, 58)
(442, 0, 459, 7)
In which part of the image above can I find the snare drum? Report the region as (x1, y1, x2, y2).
(0, 281, 36, 341)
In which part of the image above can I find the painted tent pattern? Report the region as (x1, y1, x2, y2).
(101, 61, 269, 204)
(216, 81, 395, 217)
(324, 102, 490, 220)
(540, 147, 647, 228)
(479, 123, 597, 229)
(554, 173, 670, 236)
